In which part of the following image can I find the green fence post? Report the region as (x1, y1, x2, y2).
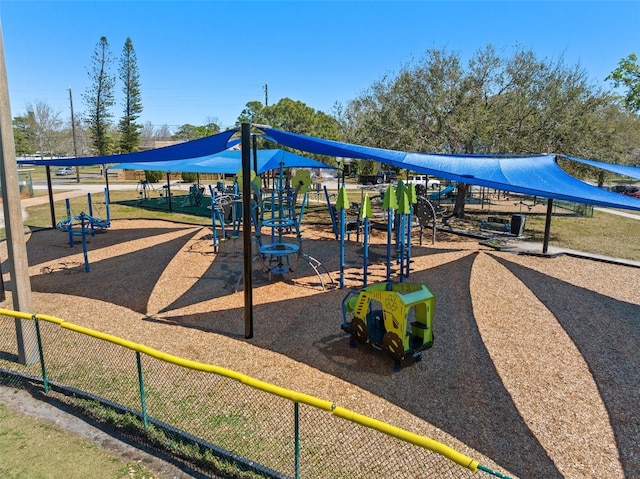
(478, 464, 514, 479)
(294, 401, 300, 479)
(136, 352, 149, 429)
(32, 315, 48, 393)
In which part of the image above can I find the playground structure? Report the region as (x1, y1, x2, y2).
(208, 183, 241, 253)
(136, 179, 154, 200)
(56, 190, 111, 272)
(183, 183, 205, 207)
(341, 281, 435, 370)
(250, 165, 333, 287)
(207, 165, 334, 290)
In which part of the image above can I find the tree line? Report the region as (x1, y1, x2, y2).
(12, 42, 639, 186)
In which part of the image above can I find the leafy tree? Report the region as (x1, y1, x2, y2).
(172, 122, 220, 141)
(145, 170, 164, 183)
(118, 37, 143, 152)
(18, 100, 64, 158)
(83, 36, 116, 155)
(342, 45, 615, 217)
(13, 113, 36, 156)
(154, 124, 173, 141)
(140, 121, 156, 149)
(606, 53, 640, 113)
(181, 172, 198, 183)
(238, 98, 341, 165)
(238, 101, 265, 124)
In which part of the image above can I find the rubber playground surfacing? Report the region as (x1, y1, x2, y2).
(1, 218, 638, 479)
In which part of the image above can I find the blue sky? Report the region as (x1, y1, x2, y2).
(1, 1, 639, 131)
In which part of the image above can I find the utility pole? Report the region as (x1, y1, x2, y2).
(263, 83, 268, 106)
(68, 87, 80, 182)
(0, 22, 39, 364)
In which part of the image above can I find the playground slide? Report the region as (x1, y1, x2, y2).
(428, 185, 456, 200)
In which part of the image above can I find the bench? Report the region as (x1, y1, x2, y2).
(479, 216, 511, 233)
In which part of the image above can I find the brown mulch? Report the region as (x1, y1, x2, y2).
(1, 218, 638, 479)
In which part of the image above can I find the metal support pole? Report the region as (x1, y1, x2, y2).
(542, 198, 553, 254)
(33, 316, 49, 393)
(45, 165, 56, 228)
(136, 352, 149, 429)
(241, 123, 254, 339)
(294, 401, 300, 479)
(104, 164, 110, 196)
(0, 22, 39, 364)
(166, 173, 173, 213)
(252, 134, 258, 174)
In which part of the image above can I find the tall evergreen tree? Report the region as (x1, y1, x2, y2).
(83, 36, 115, 155)
(118, 37, 143, 152)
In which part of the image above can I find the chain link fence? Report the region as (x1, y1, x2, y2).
(0, 310, 512, 479)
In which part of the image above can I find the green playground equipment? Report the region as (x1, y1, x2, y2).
(341, 281, 435, 370)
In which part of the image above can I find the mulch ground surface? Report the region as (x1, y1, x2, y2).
(1, 218, 638, 479)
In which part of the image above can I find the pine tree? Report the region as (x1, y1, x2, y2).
(118, 37, 143, 152)
(83, 36, 115, 156)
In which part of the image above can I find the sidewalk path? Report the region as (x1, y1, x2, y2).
(594, 206, 640, 220)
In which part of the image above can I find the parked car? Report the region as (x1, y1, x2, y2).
(357, 170, 397, 185)
(54, 166, 74, 176)
(406, 175, 441, 189)
(611, 184, 639, 195)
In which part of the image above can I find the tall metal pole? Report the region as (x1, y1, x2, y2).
(45, 165, 56, 228)
(252, 133, 258, 174)
(68, 88, 80, 183)
(0, 22, 39, 364)
(542, 198, 554, 254)
(241, 123, 254, 339)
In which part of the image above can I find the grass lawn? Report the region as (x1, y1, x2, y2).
(6, 183, 640, 262)
(0, 403, 158, 479)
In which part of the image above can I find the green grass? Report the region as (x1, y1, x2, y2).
(6, 183, 640, 262)
(19, 189, 213, 233)
(0, 402, 159, 479)
(20, 165, 104, 182)
(69, 398, 268, 479)
(524, 210, 640, 260)
(454, 208, 640, 261)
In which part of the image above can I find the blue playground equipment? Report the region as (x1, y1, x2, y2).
(428, 184, 456, 200)
(341, 281, 435, 370)
(253, 163, 308, 279)
(184, 183, 205, 206)
(56, 190, 111, 272)
(208, 183, 242, 253)
(216, 165, 333, 291)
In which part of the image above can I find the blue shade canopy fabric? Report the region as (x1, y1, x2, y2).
(258, 126, 640, 212)
(561, 155, 640, 180)
(17, 128, 239, 167)
(112, 149, 336, 175)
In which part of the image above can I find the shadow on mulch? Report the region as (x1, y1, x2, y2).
(163, 252, 562, 479)
(160, 236, 463, 313)
(489, 254, 640, 478)
(27, 228, 200, 314)
(2, 224, 197, 270)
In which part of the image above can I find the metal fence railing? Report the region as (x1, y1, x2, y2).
(0, 308, 512, 479)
